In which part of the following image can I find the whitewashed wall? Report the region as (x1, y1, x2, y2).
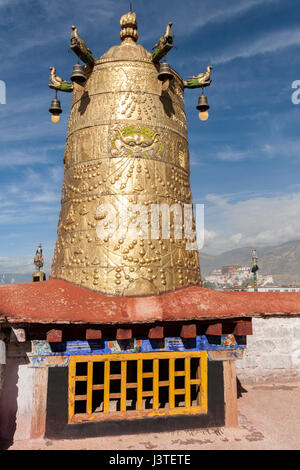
(236, 317, 300, 383)
(0, 343, 47, 441)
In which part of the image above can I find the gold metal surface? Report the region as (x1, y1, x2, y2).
(120, 11, 138, 43)
(51, 11, 202, 296)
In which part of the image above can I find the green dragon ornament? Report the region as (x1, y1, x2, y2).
(111, 125, 163, 159)
(184, 66, 213, 89)
(152, 22, 174, 63)
(70, 25, 95, 67)
(48, 67, 73, 93)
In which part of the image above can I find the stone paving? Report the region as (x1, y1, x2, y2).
(3, 381, 300, 450)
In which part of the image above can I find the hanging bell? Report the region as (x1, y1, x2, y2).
(197, 91, 210, 121)
(70, 63, 87, 84)
(157, 61, 174, 82)
(49, 96, 62, 123)
(196, 92, 210, 112)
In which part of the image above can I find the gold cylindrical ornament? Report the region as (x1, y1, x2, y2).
(51, 14, 202, 296)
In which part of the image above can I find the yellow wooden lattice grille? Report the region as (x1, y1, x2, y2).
(68, 351, 207, 423)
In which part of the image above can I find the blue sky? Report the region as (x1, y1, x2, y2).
(0, 0, 300, 272)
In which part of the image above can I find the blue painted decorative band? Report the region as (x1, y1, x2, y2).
(30, 334, 245, 357)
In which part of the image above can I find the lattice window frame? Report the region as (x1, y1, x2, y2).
(68, 351, 208, 423)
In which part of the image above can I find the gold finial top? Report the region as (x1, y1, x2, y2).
(120, 11, 138, 43)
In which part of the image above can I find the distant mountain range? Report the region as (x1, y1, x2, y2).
(199, 240, 300, 285)
(1, 240, 300, 285)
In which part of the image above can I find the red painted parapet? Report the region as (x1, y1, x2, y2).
(0, 279, 300, 326)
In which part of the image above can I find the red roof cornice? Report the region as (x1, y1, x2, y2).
(0, 279, 300, 325)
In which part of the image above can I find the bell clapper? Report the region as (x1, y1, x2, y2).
(51, 114, 61, 123)
(198, 110, 209, 121)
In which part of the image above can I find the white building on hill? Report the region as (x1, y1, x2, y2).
(205, 264, 274, 288)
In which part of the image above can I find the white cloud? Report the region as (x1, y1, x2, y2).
(141, 0, 280, 41)
(204, 229, 220, 246)
(229, 233, 243, 245)
(205, 194, 230, 208)
(189, 0, 279, 32)
(213, 146, 251, 162)
(0, 166, 63, 225)
(0, 118, 67, 142)
(212, 27, 300, 64)
(0, 253, 52, 274)
(205, 191, 300, 251)
(0, 147, 63, 167)
(189, 150, 207, 167)
(199, 136, 300, 164)
(0, 0, 20, 6)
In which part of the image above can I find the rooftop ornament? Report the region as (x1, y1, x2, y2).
(251, 249, 259, 292)
(47, 12, 213, 124)
(34, 243, 44, 271)
(70, 25, 95, 66)
(152, 21, 174, 63)
(47, 9, 213, 296)
(33, 243, 46, 282)
(184, 65, 213, 121)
